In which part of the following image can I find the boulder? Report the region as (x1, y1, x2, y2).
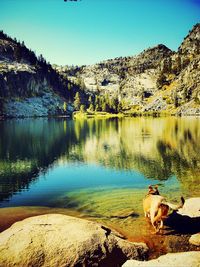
(189, 233, 200, 246)
(178, 198, 200, 218)
(122, 251, 200, 267)
(0, 214, 148, 267)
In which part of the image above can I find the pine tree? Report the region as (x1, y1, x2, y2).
(80, 104, 86, 113)
(95, 104, 100, 112)
(97, 96, 106, 111)
(110, 97, 119, 113)
(63, 102, 67, 112)
(88, 95, 93, 104)
(88, 103, 94, 112)
(94, 95, 99, 106)
(74, 92, 81, 110)
(67, 83, 71, 91)
(14, 46, 22, 62)
(117, 102, 122, 113)
(102, 102, 109, 112)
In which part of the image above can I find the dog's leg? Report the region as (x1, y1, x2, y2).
(150, 209, 158, 232)
(159, 219, 163, 231)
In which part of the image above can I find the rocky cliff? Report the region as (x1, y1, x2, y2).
(58, 23, 200, 115)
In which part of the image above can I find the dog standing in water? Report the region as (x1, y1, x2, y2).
(143, 185, 184, 233)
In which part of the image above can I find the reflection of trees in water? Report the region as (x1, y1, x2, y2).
(0, 163, 39, 202)
(0, 119, 84, 202)
(67, 117, 200, 187)
(1, 118, 120, 202)
(1, 117, 200, 203)
(0, 118, 120, 202)
(156, 122, 200, 189)
(130, 154, 172, 180)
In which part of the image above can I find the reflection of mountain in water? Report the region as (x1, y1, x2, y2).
(63, 117, 200, 189)
(0, 117, 200, 203)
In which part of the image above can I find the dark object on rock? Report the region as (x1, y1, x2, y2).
(101, 225, 112, 238)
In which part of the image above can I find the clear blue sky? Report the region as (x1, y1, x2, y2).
(1, 0, 200, 66)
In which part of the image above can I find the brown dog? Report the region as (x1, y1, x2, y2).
(143, 185, 183, 233)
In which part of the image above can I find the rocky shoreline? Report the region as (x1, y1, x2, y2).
(1, 108, 200, 121)
(0, 92, 73, 119)
(0, 213, 199, 267)
(0, 198, 199, 267)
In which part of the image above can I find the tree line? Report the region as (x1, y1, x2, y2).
(73, 92, 123, 113)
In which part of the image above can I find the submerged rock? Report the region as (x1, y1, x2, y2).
(0, 214, 148, 267)
(122, 251, 200, 267)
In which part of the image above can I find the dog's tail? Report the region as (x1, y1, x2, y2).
(161, 196, 185, 211)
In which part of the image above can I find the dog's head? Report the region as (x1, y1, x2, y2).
(148, 185, 160, 195)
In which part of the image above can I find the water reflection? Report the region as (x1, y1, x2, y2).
(0, 117, 200, 204)
(65, 117, 200, 187)
(0, 118, 76, 202)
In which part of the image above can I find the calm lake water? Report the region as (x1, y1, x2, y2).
(0, 117, 200, 241)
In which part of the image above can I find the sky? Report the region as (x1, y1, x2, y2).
(0, 0, 200, 66)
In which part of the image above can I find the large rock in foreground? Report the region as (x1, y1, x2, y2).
(0, 214, 148, 267)
(122, 252, 200, 267)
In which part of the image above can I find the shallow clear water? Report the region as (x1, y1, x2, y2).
(0, 117, 200, 241)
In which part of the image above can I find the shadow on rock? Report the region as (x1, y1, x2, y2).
(165, 211, 200, 234)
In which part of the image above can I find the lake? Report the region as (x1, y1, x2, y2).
(0, 117, 200, 253)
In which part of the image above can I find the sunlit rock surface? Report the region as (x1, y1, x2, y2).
(178, 198, 200, 218)
(122, 252, 200, 267)
(57, 24, 200, 115)
(189, 233, 200, 246)
(0, 214, 148, 267)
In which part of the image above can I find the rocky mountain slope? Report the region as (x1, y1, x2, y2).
(0, 23, 200, 117)
(0, 31, 77, 118)
(58, 23, 200, 115)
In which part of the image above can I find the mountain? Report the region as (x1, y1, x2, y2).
(0, 23, 200, 117)
(58, 23, 200, 115)
(0, 31, 81, 118)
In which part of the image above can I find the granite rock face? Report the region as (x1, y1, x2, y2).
(3, 92, 73, 118)
(58, 24, 200, 115)
(0, 214, 148, 267)
(0, 32, 74, 117)
(122, 252, 200, 267)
